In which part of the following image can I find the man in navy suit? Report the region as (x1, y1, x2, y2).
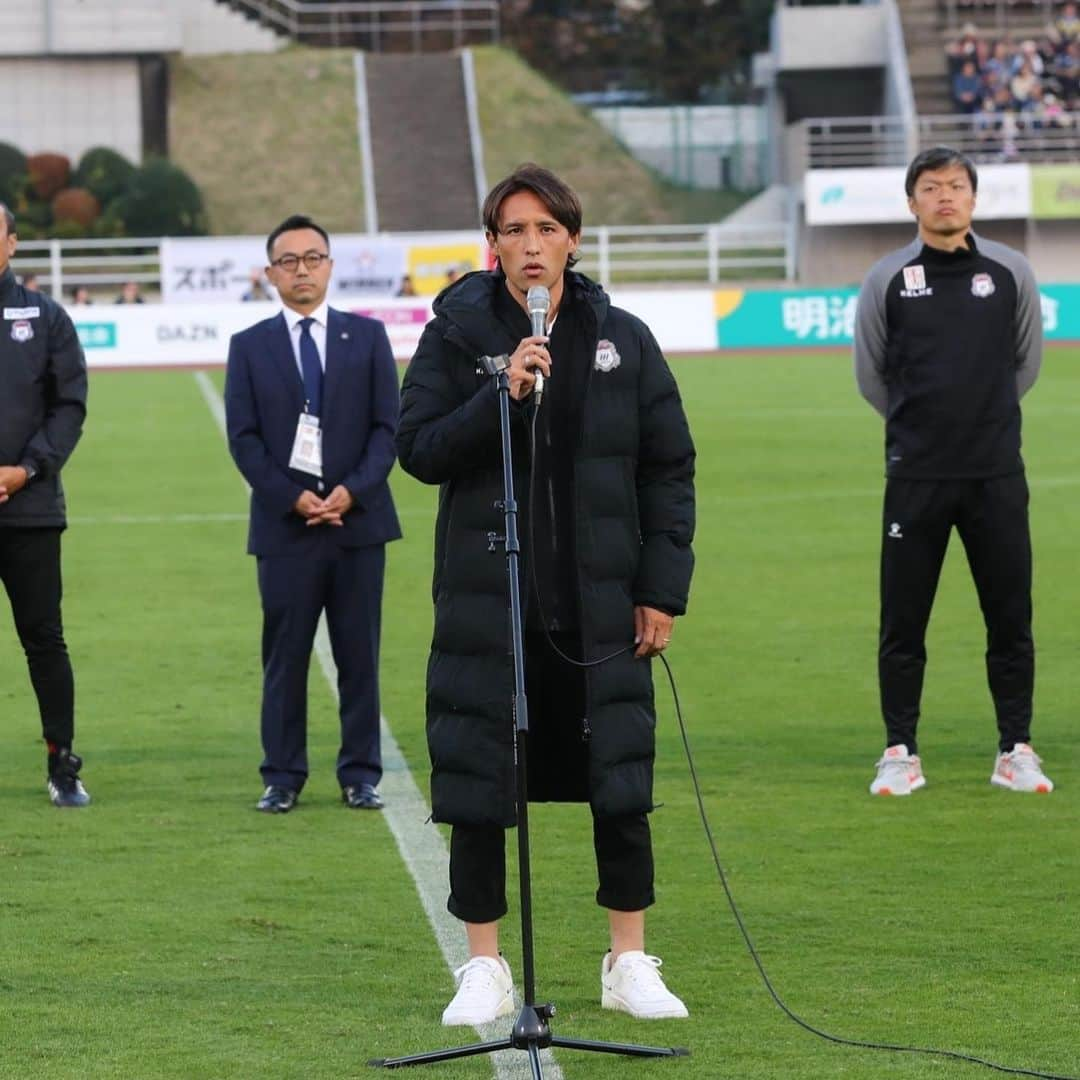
(225, 215, 401, 813)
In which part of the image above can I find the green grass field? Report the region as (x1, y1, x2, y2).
(2, 348, 1079, 1079)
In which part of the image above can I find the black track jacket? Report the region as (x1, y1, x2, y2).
(854, 232, 1042, 479)
(0, 267, 87, 528)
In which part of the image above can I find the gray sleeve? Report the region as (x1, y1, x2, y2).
(979, 237, 1043, 398)
(853, 253, 904, 418)
(1012, 255, 1043, 399)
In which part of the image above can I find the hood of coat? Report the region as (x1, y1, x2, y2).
(432, 268, 610, 358)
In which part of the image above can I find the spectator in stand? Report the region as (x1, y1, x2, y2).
(20, 272, 39, 291)
(71, 286, 92, 305)
(984, 40, 1014, 85)
(953, 59, 983, 112)
(240, 267, 272, 302)
(1022, 82, 1047, 127)
(1041, 91, 1071, 128)
(1015, 40, 1044, 78)
(396, 274, 416, 297)
(115, 281, 144, 305)
(974, 96, 1003, 155)
(1052, 41, 1080, 105)
(1055, 2, 1080, 46)
(946, 22, 980, 74)
(1011, 60, 1040, 109)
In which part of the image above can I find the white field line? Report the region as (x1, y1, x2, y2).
(194, 370, 563, 1079)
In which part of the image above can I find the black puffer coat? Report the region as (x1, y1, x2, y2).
(396, 270, 695, 827)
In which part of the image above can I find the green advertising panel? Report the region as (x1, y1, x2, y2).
(75, 322, 118, 349)
(714, 286, 1080, 349)
(1031, 165, 1080, 220)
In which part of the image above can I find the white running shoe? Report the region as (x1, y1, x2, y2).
(600, 951, 689, 1020)
(441, 955, 515, 1026)
(991, 743, 1054, 793)
(869, 744, 925, 796)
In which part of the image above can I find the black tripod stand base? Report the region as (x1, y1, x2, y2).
(550, 1035, 689, 1058)
(370, 1029, 690, 1069)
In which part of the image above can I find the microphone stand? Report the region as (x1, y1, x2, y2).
(371, 362, 689, 1076)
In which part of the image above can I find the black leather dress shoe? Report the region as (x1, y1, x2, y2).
(342, 782, 384, 810)
(257, 786, 298, 813)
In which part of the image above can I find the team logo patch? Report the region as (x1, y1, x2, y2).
(902, 265, 926, 291)
(971, 273, 995, 298)
(594, 339, 620, 372)
(10, 319, 33, 343)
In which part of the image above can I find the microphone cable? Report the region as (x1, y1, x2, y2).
(518, 402, 1077, 1080)
(656, 653, 1078, 1080)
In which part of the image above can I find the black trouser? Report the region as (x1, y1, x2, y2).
(447, 632, 655, 924)
(448, 814, 655, 924)
(0, 527, 75, 748)
(879, 475, 1033, 755)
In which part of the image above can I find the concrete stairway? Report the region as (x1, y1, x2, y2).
(897, 0, 954, 116)
(190, 0, 285, 54)
(363, 52, 480, 232)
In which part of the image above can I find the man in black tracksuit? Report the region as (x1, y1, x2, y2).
(854, 147, 1051, 797)
(0, 203, 90, 807)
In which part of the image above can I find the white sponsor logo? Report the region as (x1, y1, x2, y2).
(902, 265, 926, 291)
(10, 319, 33, 343)
(971, 273, 996, 298)
(4, 306, 40, 320)
(594, 339, 621, 372)
(888, 522, 904, 540)
(781, 295, 858, 341)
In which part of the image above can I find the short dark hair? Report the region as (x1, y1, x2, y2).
(482, 163, 582, 268)
(905, 146, 978, 197)
(0, 202, 15, 235)
(265, 214, 330, 260)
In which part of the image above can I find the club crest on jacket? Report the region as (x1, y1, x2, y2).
(594, 339, 620, 372)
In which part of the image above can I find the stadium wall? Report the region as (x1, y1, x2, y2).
(69, 283, 1080, 368)
(0, 58, 142, 162)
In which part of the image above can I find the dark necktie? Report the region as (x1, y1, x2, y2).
(298, 317, 323, 417)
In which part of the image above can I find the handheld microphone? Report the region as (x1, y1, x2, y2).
(526, 285, 550, 404)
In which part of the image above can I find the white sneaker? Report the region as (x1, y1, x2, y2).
(991, 743, 1054, 793)
(869, 744, 925, 796)
(441, 955, 515, 1026)
(600, 951, 688, 1020)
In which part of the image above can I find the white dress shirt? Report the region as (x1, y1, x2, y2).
(282, 301, 329, 379)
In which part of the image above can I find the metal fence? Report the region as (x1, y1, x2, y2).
(227, 0, 499, 50)
(941, 0, 1071, 33)
(802, 113, 1080, 170)
(14, 224, 793, 299)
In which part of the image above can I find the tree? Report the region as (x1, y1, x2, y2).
(504, 0, 774, 103)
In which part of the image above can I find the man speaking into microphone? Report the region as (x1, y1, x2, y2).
(397, 164, 696, 1025)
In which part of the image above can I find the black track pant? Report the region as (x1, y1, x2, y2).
(878, 474, 1033, 755)
(0, 527, 75, 748)
(447, 633, 655, 924)
(448, 814, 655, 925)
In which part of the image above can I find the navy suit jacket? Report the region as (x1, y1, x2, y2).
(224, 307, 402, 557)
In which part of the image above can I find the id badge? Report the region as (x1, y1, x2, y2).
(289, 413, 323, 477)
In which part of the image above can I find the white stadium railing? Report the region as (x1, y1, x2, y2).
(228, 0, 500, 48)
(15, 224, 793, 298)
(802, 113, 1080, 170)
(942, 0, 1067, 33)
